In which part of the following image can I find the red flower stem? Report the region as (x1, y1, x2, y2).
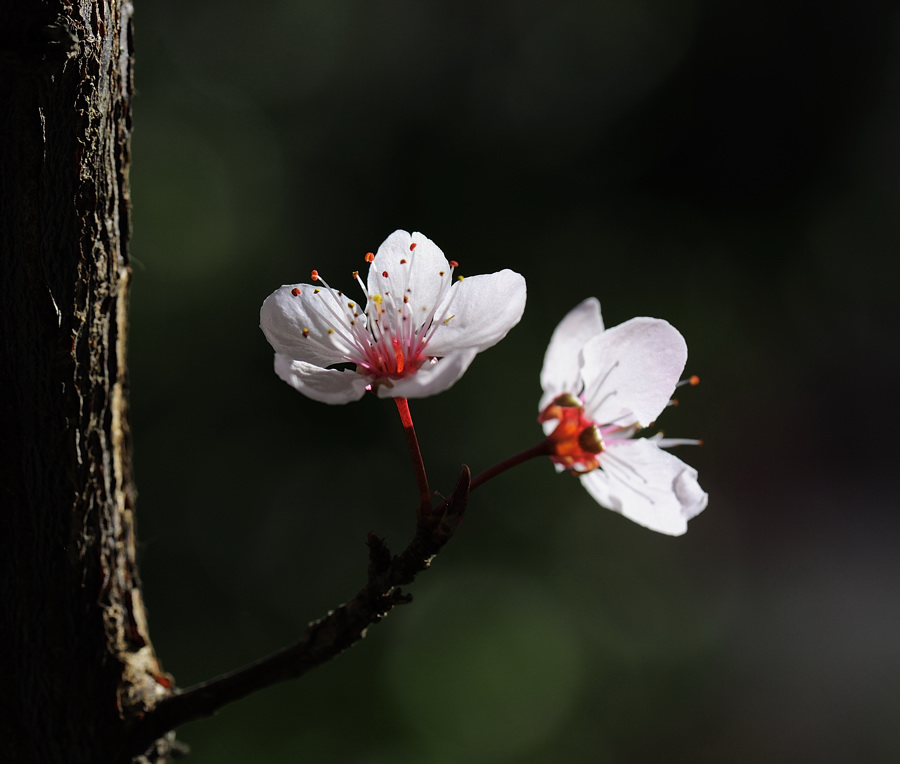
(394, 397, 431, 513)
(469, 440, 553, 493)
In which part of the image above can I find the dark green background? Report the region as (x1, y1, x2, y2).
(129, 1, 899, 761)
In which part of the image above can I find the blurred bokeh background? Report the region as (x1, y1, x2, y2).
(129, 1, 900, 762)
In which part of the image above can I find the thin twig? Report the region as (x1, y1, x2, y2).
(122, 465, 471, 760)
(393, 396, 432, 514)
(469, 440, 552, 492)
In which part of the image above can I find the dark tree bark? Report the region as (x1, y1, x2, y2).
(0, 2, 175, 761)
(0, 5, 486, 761)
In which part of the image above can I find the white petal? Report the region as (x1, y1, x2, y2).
(260, 284, 363, 367)
(374, 348, 479, 399)
(673, 467, 708, 522)
(273, 354, 369, 405)
(367, 230, 450, 313)
(424, 270, 527, 356)
(581, 317, 687, 428)
(581, 438, 707, 535)
(539, 297, 604, 410)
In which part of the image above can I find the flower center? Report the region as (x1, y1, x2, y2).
(539, 394, 604, 473)
(302, 241, 460, 388)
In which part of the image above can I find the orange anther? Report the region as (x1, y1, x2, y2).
(291, 287, 301, 296)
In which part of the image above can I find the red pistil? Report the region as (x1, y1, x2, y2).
(393, 338, 405, 374)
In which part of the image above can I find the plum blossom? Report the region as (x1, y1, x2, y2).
(261, 230, 526, 404)
(538, 298, 707, 536)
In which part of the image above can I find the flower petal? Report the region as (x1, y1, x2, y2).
(374, 348, 479, 399)
(581, 438, 707, 535)
(367, 230, 450, 313)
(424, 269, 527, 356)
(273, 354, 369, 405)
(261, 284, 364, 367)
(539, 297, 604, 411)
(581, 317, 687, 428)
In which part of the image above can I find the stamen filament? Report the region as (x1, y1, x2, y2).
(304, 275, 367, 358)
(582, 361, 620, 417)
(598, 448, 657, 505)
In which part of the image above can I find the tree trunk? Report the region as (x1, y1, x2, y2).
(0, 2, 173, 761)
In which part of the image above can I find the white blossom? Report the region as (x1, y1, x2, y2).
(261, 230, 526, 404)
(539, 298, 707, 535)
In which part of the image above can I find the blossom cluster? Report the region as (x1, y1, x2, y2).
(261, 230, 707, 535)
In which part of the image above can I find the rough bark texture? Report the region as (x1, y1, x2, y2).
(0, 2, 174, 761)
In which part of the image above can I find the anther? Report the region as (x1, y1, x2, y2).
(409, 242, 417, 251)
(365, 252, 374, 263)
(311, 270, 320, 281)
(578, 426, 604, 454)
(291, 288, 301, 296)
(302, 328, 309, 338)
(382, 271, 389, 278)
(449, 260, 458, 268)
(400, 258, 407, 264)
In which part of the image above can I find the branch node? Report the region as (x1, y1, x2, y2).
(435, 464, 471, 543)
(366, 532, 392, 579)
(389, 588, 413, 606)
